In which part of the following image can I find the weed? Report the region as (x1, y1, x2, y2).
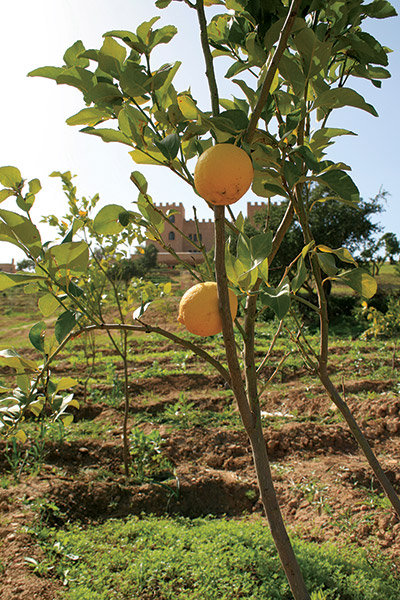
(129, 427, 173, 484)
(33, 515, 400, 600)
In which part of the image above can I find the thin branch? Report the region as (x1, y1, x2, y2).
(44, 321, 231, 387)
(195, 0, 220, 116)
(244, 0, 303, 144)
(256, 319, 284, 374)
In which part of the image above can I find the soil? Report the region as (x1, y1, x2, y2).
(1, 323, 400, 598)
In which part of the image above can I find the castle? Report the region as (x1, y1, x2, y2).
(0, 258, 16, 273)
(146, 202, 266, 265)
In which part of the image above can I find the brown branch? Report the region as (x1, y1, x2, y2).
(244, 0, 303, 144)
(195, 0, 220, 116)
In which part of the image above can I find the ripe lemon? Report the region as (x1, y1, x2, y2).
(178, 281, 238, 336)
(194, 143, 253, 206)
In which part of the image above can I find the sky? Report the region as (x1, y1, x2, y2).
(0, 0, 399, 264)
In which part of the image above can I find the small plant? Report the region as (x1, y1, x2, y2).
(129, 427, 173, 484)
(359, 297, 400, 339)
(163, 393, 202, 429)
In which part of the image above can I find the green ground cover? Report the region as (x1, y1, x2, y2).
(30, 516, 400, 600)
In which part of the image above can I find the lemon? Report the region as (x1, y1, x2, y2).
(194, 143, 253, 206)
(178, 281, 238, 336)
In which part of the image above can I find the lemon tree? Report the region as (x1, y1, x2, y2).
(0, 1, 399, 599)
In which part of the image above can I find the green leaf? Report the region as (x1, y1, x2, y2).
(28, 179, 41, 195)
(232, 79, 256, 107)
(120, 62, 150, 98)
(252, 170, 288, 198)
(334, 268, 377, 299)
(283, 161, 302, 189)
(291, 257, 307, 292)
(137, 17, 160, 45)
(316, 169, 359, 204)
(118, 105, 147, 145)
(154, 133, 180, 160)
(155, 60, 181, 100)
(177, 95, 198, 119)
(316, 252, 338, 276)
(316, 245, 357, 266)
(225, 248, 244, 288)
(98, 36, 126, 77)
(313, 88, 378, 118)
(63, 40, 89, 68)
(28, 66, 65, 80)
(81, 127, 133, 146)
(365, 0, 397, 19)
(129, 148, 167, 165)
(66, 107, 111, 127)
(56, 67, 95, 96)
(56, 377, 78, 391)
(149, 25, 177, 50)
(93, 204, 127, 235)
(0, 272, 46, 292)
(130, 171, 148, 195)
(310, 128, 356, 154)
(292, 145, 320, 173)
(0, 166, 22, 188)
(38, 293, 62, 317)
(294, 27, 332, 80)
(0, 349, 37, 374)
(44, 241, 89, 275)
(278, 54, 306, 96)
(348, 31, 388, 67)
(0, 189, 14, 203)
(155, 0, 173, 7)
(260, 281, 291, 320)
(248, 232, 272, 281)
(0, 209, 42, 256)
(29, 322, 46, 353)
(55, 311, 81, 344)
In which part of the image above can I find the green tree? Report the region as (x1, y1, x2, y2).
(381, 231, 400, 264)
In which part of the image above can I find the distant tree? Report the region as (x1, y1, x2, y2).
(107, 245, 158, 286)
(381, 232, 400, 264)
(16, 258, 35, 271)
(136, 244, 158, 272)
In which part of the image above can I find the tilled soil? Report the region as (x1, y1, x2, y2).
(1, 367, 400, 599)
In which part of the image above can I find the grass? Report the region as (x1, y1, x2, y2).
(30, 515, 400, 600)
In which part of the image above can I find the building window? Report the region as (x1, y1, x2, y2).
(169, 231, 175, 241)
(189, 234, 193, 240)
(169, 215, 175, 223)
(193, 234, 197, 242)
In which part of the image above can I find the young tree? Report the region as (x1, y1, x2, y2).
(1, 1, 399, 598)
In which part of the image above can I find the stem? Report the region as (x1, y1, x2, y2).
(318, 369, 400, 519)
(122, 330, 131, 478)
(195, 0, 220, 116)
(294, 182, 400, 518)
(214, 206, 254, 431)
(245, 0, 303, 144)
(214, 206, 310, 600)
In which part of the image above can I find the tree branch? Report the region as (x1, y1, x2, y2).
(245, 0, 302, 144)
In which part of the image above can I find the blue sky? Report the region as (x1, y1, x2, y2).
(0, 0, 398, 264)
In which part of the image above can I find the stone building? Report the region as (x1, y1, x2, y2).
(148, 202, 267, 265)
(0, 258, 16, 273)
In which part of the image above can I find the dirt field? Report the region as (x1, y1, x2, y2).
(0, 290, 399, 598)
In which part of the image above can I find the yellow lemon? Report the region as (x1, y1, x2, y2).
(178, 281, 238, 336)
(194, 143, 254, 206)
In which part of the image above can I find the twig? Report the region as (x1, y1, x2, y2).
(256, 319, 284, 374)
(244, 0, 303, 144)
